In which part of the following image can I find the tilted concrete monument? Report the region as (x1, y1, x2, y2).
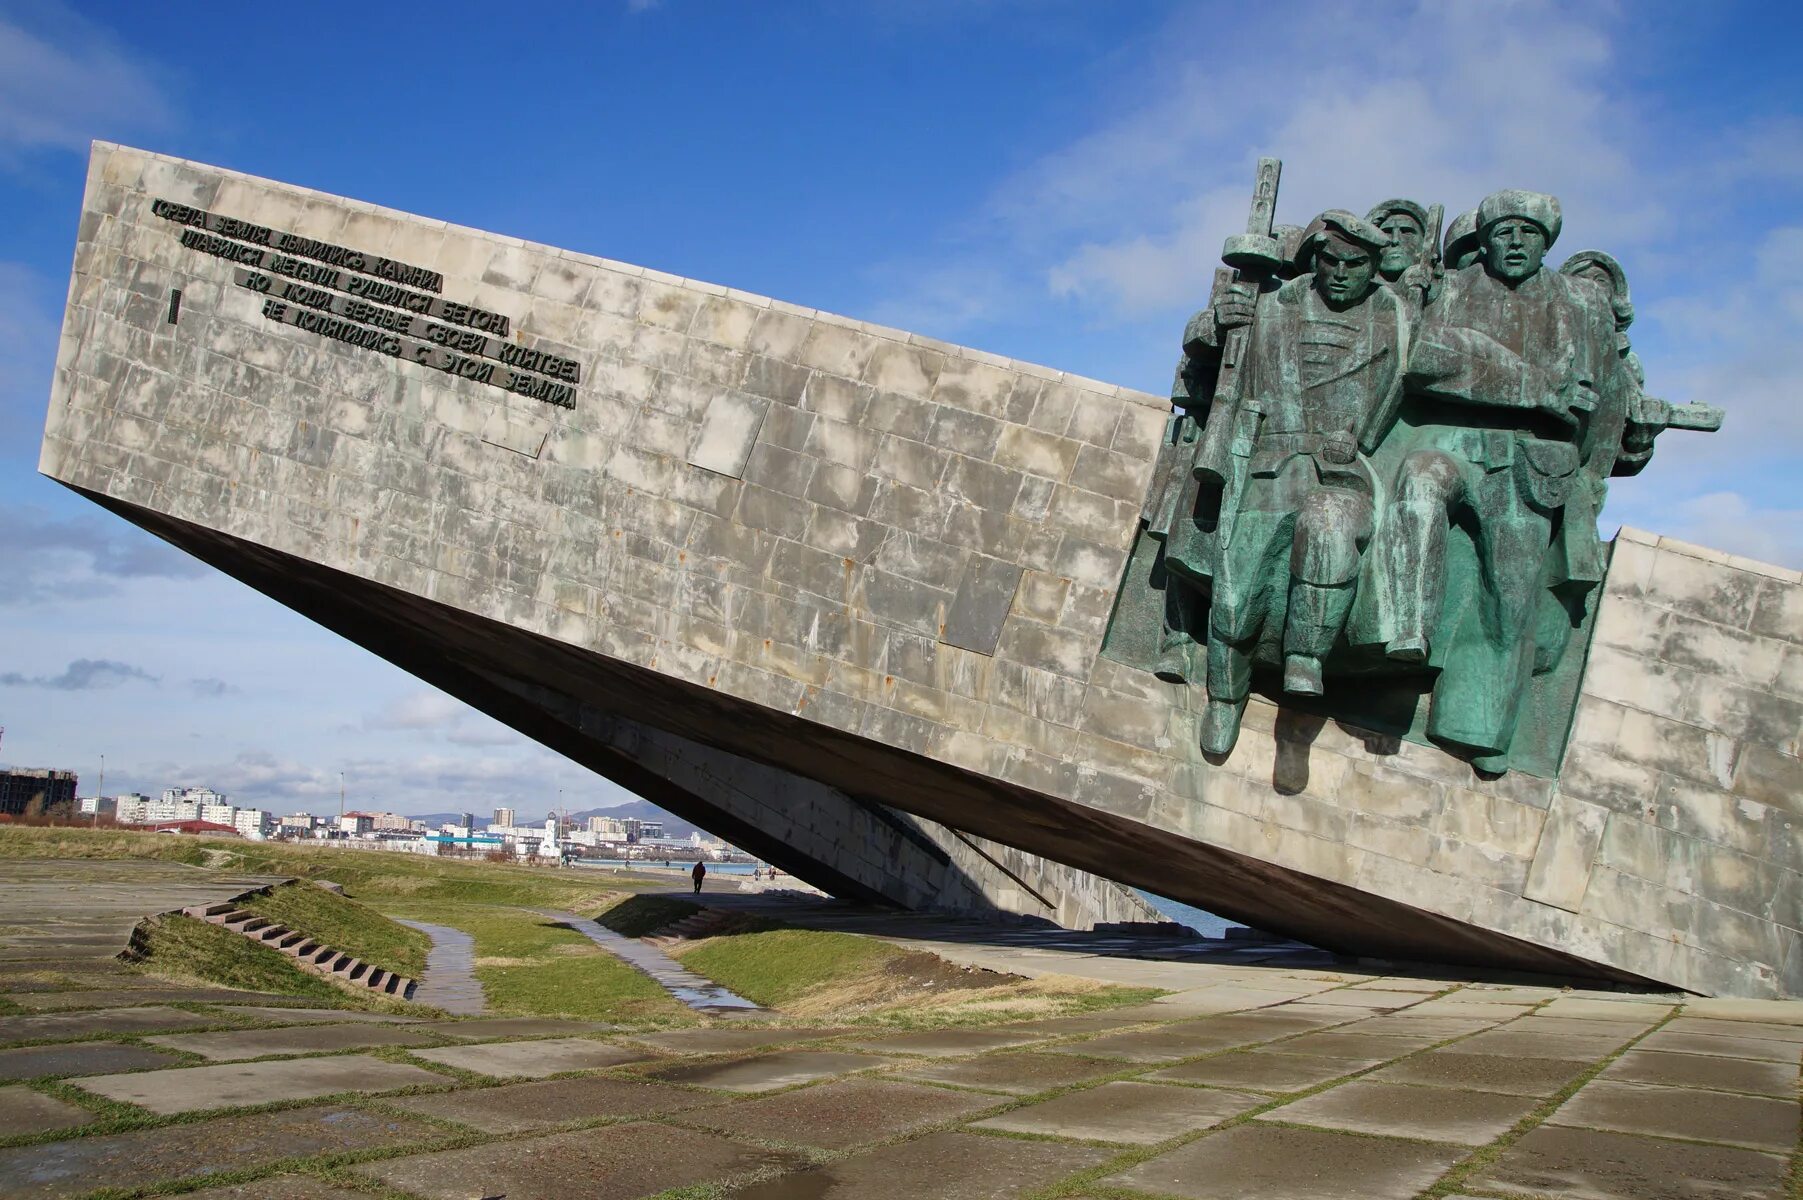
(40, 144, 1803, 995)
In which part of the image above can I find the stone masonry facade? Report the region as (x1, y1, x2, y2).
(41, 144, 1803, 995)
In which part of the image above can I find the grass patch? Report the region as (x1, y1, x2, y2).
(672, 927, 1163, 1025)
(597, 894, 702, 937)
(379, 901, 691, 1024)
(239, 882, 429, 978)
(0, 825, 648, 912)
(679, 928, 899, 1007)
(132, 914, 351, 1004)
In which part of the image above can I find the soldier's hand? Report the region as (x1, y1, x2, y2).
(1212, 283, 1257, 333)
(1320, 432, 1357, 465)
(1628, 393, 1672, 429)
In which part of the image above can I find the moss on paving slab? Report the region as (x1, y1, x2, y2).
(380, 901, 691, 1024)
(238, 882, 430, 978)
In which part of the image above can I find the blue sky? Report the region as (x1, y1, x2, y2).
(1, 0, 1799, 816)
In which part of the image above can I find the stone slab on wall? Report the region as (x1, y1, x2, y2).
(42, 144, 1802, 995)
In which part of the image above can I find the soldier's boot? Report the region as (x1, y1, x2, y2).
(1199, 696, 1249, 756)
(1282, 580, 1356, 697)
(1200, 631, 1253, 756)
(1283, 656, 1323, 696)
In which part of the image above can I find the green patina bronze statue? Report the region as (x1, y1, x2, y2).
(1108, 160, 1723, 776)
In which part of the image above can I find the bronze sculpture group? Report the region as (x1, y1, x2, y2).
(1122, 160, 1720, 774)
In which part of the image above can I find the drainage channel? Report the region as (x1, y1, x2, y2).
(394, 919, 487, 1015)
(538, 909, 766, 1016)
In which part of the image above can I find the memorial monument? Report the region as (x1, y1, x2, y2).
(40, 144, 1802, 996)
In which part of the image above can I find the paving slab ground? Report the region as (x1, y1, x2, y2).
(1443, 1028, 1627, 1060)
(839, 1027, 1048, 1057)
(1266, 1078, 1541, 1144)
(415, 1017, 613, 1040)
(0, 1042, 183, 1081)
(176, 1179, 369, 1200)
(73, 1053, 446, 1114)
(1364, 1049, 1592, 1096)
(1549, 1078, 1801, 1153)
(1636, 1028, 1803, 1063)
(0, 1105, 442, 1199)
(389, 1075, 727, 1133)
(0, 1006, 237, 1042)
(676, 1077, 1001, 1149)
(409, 1036, 654, 1078)
(895, 1049, 1126, 1094)
(637, 1049, 897, 1092)
(9, 988, 300, 1011)
(1144, 1049, 1359, 1092)
(1599, 1048, 1800, 1096)
(1472, 1123, 1793, 1200)
(1664, 1016, 1803, 1043)
(729, 1129, 1111, 1200)
(0, 1085, 92, 1136)
(1107, 1121, 1466, 1199)
(198, 1006, 420, 1025)
(1044, 1026, 1257, 1063)
(972, 1079, 1264, 1144)
(353, 1122, 800, 1200)
(1255, 1029, 1439, 1064)
(144, 1023, 440, 1061)
(621, 1025, 843, 1055)
(1336, 1014, 1500, 1039)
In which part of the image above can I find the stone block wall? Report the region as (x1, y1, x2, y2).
(42, 145, 1802, 994)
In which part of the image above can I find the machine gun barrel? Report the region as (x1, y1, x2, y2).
(1661, 399, 1724, 432)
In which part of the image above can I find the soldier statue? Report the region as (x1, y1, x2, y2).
(1108, 165, 1720, 774)
(1174, 211, 1409, 753)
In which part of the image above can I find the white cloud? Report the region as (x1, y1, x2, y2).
(0, 9, 173, 157)
(866, 0, 1802, 566)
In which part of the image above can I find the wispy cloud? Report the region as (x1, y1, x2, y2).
(355, 689, 527, 749)
(0, 7, 174, 159)
(0, 658, 158, 690)
(866, 0, 1802, 567)
(0, 503, 209, 607)
(186, 677, 238, 698)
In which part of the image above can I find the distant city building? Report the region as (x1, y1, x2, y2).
(76, 795, 116, 817)
(493, 806, 515, 829)
(0, 768, 78, 816)
(458, 812, 475, 830)
(279, 812, 319, 832)
(163, 786, 227, 807)
(339, 812, 375, 835)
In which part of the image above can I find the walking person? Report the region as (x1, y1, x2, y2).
(691, 860, 706, 894)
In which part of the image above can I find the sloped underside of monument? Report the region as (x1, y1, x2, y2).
(83, 486, 1648, 984)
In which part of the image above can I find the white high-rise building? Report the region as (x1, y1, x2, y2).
(493, 806, 515, 829)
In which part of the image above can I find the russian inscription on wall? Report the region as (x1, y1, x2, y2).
(151, 199, 583, 409)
